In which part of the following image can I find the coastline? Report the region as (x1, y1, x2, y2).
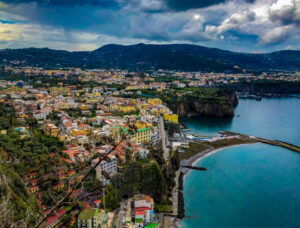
(175, 142, 258, 225)
(182, 143, 258, 179)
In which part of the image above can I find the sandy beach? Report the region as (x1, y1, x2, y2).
(180, 142, 258, 178)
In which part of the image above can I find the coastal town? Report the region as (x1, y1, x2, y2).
(0, 66, 299, 228)
(1, 0, 300, 226)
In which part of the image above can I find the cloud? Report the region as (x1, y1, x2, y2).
(163, 0, 256, 11)
(0, 0, 300, 52)
(164, 0, 227, 11)
(260, 26, 290, 44)
(269, 0, 300, 26)
(205, 11, 256, 35)
(0, 0, 119, 8)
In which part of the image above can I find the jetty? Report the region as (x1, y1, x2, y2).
(181, 166, 207, 171)
(219, 131, 300, 153)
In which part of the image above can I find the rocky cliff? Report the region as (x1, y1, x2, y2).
(168, 90, 238, 118)
(174, 101, 234, 117)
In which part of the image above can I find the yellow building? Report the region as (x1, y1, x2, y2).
(93, 92, 101, 96)
(43, 123, 60, 137)
(80, 104, 88, 110)
(119, 106, 136, 113)
(112, 126, 129, 141)
(59, 135, 66, 142)
(133, 127, 151, 144)
(71, 129, 89, 136)
(136, 120, 147, 129)
(164, 113, 179, 123)
(136, 120, 152, 129)
(148, 98, 162, 105)
(125, 85, 137, 90)
(49, 87, 70, 95)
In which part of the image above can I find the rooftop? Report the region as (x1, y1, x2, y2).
(78, 209, 99, 220)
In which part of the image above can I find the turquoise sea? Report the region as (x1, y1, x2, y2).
(182, 98, 300, 228)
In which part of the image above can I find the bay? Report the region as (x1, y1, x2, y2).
(183, 98, 300, 228)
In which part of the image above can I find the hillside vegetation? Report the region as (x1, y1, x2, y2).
(1, 44, 300, 71)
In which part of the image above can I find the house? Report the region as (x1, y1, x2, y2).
(93, 156, 117, 186)
(59, 174, 66, 180)
(67, 170, 76, 177)
(58, 168, 67, 175)
(148, 98, 162, 105)
(46, 209, 67, 228)
(24, 172, 38, 180)
(33, 110, 46, 120)
(43, 122, 60, 137)
(30, 178, 38, 186)
(53, 182, 64, 191)
(77, 209, 102, 228)
(134, 194, 155, 225)
(164, 113, 179, 123)
(93, 200, 101, 208)
(133, 128, 151, 144)
(119, 106, 136, 113)
(29, 185, 40, 193)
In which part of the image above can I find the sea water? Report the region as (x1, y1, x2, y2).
(183, 98, 300, 227)
(184, 97, 300, 146)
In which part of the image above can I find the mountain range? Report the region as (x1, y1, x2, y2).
(1, 43, 300, 72)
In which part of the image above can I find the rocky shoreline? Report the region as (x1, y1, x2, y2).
(176, 146, 215, 220)
(175, 142, 257, 224)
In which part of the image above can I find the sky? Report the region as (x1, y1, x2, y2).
(0, 0, 300, 52)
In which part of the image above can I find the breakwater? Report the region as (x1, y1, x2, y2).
(219, 131, 300, 153)
(181, 166, 207, 171)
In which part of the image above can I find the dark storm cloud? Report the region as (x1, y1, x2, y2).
(1, 1, 127, 37)
(0, 0, 119, 8)
(164, 0, 255, 11)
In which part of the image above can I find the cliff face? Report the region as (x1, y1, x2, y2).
(181, 101, 233, 117)
(171, 91, 238, 118)
(173, 100, 234, 117)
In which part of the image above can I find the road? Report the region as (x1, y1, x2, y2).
(159, 117, 169, 161)
(116, 201, 126, 228)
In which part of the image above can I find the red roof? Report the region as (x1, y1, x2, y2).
(135, 211, 146, 215)
(30, 179, 38, 185)
(59, 174, 66, 178)
(145, 195, 151, 202)
(46, 209, 67, 227)
(44, 209, 51, 215)
(135, 207, 152, 211)
(84, 202, 91, 209)
(65, 158, 73, 164)
(94, 200, 101, 204)
(29, 186, 39, 191)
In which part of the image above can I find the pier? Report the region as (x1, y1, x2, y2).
(219, 131, 300, 153)
(181, 166, 207, 171)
